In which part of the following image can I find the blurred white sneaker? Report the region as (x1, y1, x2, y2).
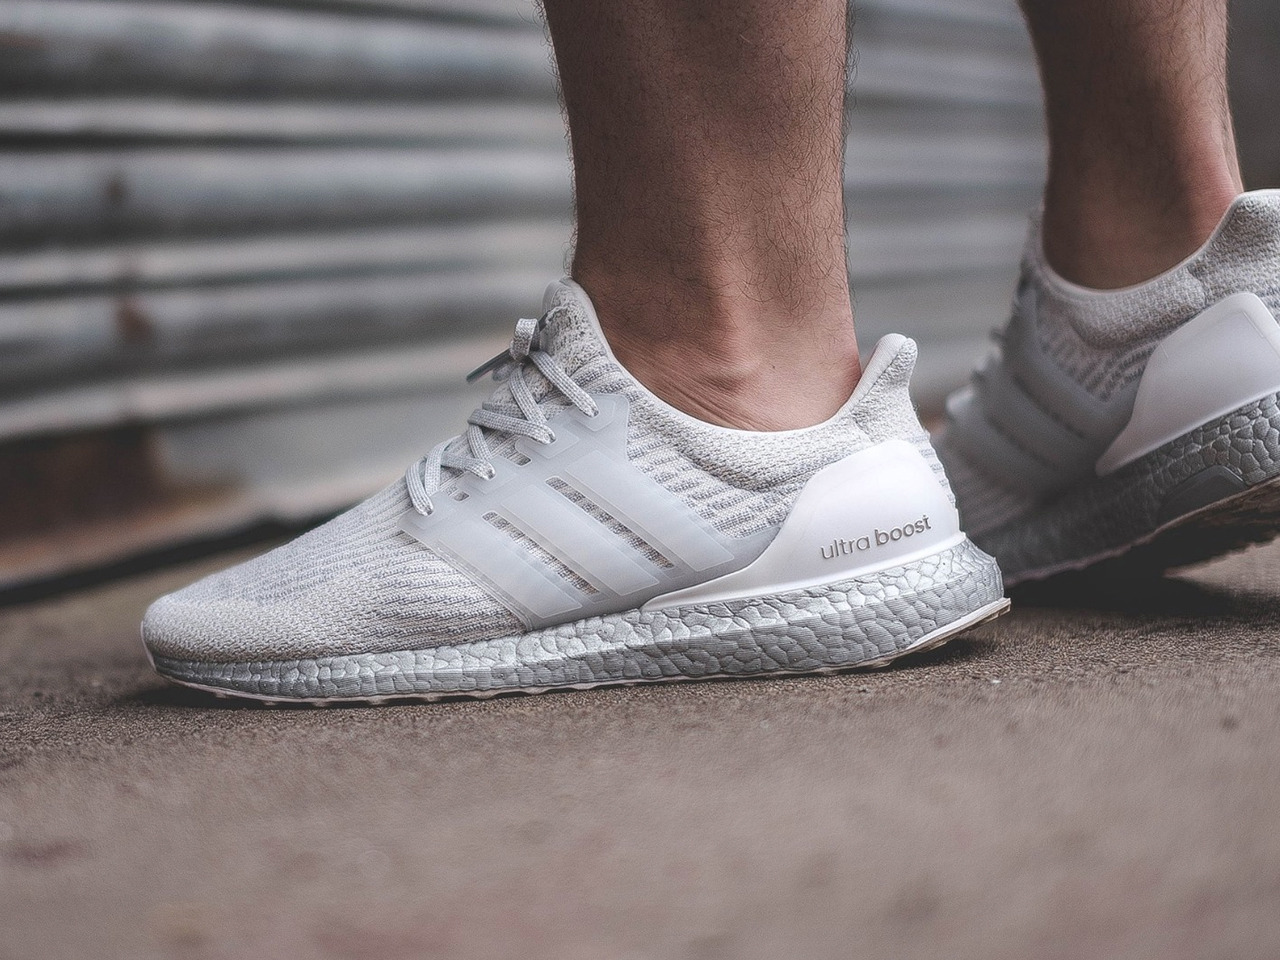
(937, 191, 1280, 585)
(143, 279, 1006, 703)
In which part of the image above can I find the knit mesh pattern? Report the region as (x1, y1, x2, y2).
(539, 284, 895, 538)
(1031, 191, 1280, 401)
(146, 480, 527, 662)
(144, 280, 944, 663)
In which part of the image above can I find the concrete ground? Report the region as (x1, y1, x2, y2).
(3, 541, 1280, 960)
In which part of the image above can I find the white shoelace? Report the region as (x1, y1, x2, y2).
(405, 307, 599, 515)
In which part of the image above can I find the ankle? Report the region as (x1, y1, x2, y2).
(577, 271, 862, 432)
(1040, 172, 1241, 290)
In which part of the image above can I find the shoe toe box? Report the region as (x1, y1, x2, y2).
(142, 484, 523, 665)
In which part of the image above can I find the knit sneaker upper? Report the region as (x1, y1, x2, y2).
(936, 189, 1280, 539)
(144, 279, 947, 663)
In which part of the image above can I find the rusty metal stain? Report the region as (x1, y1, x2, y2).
(0, 31, 46, 51)
(103, 171, 128, 206)
(0, 426, 166, 540)
(114, 293, 154, 342)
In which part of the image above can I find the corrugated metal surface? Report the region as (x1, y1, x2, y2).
(0, 0, 1046, 589)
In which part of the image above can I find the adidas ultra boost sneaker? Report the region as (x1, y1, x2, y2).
(937, 190, 1280, 586)
(143, 279, 1008, 703)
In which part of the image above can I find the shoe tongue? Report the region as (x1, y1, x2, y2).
(535, 278, 612, 380)
(437, 280, 605, 479)
(473, 278, 610, 422)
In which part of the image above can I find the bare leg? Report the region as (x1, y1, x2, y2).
(1020, 0, 1244, 289)
(541, 0, 859, 430)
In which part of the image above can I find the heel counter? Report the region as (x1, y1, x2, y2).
(1097, 292, 1280, 475)
(644, 439, 964, 609)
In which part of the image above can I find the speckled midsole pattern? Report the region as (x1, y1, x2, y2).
(151, 538, 1005, 700)
(979, 391, 1280, 581)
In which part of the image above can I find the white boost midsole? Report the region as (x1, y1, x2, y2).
(151, 537, 1007, 701)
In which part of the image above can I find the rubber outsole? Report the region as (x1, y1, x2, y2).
(983, 391, 1280, 586)
(147, 539, 1008, 705)
(1009, 473, 1280, 586)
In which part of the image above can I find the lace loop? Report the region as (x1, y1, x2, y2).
(405, 307, 596, 515)
(465, 310, 555, 384)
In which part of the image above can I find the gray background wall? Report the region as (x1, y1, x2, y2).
(0, 0, 1272, 589)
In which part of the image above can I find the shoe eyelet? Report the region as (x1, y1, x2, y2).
(544, 431, 557, 444)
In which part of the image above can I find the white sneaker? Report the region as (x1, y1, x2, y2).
(142, 279, 1007, 703)
(937, 191, 1280, 585)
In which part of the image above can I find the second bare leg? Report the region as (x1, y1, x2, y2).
(542, 0, 860, 430)
(1021, 0, 1244, 289)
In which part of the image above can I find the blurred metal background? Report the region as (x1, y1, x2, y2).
(0, 0, 1275, 590)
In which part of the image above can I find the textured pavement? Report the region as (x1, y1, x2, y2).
(3, 542, 1280, 960)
